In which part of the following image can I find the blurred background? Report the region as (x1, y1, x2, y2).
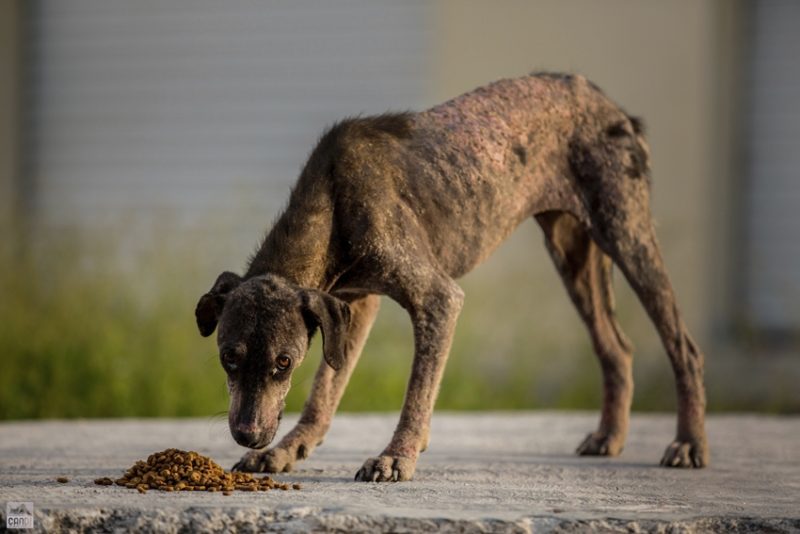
(1, 0, 798, 420)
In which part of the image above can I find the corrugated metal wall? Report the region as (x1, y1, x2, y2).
(27, 0, 430, 242)
(744, 0, 800, 331)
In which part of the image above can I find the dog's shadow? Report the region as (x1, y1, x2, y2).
(423, 450, 658, 470)
(286, 451, 659, 485)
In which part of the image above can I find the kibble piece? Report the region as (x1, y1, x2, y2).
(57, 477, 69, 483)
(223, 491, 232, 496)
(292, 483, 301, 490)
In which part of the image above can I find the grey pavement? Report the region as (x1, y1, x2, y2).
(1, 412, 798, 532)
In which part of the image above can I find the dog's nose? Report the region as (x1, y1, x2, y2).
(231, 423, 263, 448)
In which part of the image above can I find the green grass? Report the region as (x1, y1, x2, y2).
(1, 223, 797, 420)
(0, 229, 227, 418)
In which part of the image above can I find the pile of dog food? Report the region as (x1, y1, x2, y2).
(93, 448, 300, 495)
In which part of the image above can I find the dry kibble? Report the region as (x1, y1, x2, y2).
(57, 477, 69, 483)
(292, 483, 301, 490)
(94, 448, 293, 493)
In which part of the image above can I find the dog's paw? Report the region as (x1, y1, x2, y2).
(354, 455, 416, 482)
(232, 447, 294, 473)
(576, 432, 624, 456)
(660, 439, 708, 468)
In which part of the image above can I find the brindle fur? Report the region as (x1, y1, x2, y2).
(196, 72, 708, 482)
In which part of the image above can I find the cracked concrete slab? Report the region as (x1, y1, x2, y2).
(1, 412, 798, 532)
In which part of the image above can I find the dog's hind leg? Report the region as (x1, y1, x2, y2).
(536, 210, 634, 457)
(233, 294, 380, 473)
(571, 123, 708, 467)
(595, 215, 708, 468)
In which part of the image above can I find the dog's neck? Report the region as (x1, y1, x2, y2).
(245, 191, 333, 290)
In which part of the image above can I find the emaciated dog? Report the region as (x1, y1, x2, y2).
(195, 73, 708, 482)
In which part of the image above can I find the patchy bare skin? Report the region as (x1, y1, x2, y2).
(196, 72, 709, 482)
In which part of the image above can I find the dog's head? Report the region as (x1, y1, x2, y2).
(195, 272, 350, 449)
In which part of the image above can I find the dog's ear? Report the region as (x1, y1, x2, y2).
(301, 290, 351, 371)
(195, 271, 242, 337)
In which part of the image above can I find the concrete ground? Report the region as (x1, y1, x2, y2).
(1, 412, 798, 533)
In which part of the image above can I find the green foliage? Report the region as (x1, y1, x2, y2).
(0, 229, 229, 418)
(1, 225, 797, 420)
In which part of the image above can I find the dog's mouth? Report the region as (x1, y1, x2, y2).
(246, 435, 273, 450)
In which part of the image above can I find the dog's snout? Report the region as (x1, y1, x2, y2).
(231, 423, 263, 448)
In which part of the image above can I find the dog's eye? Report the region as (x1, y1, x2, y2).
(275, 354, 292, 371)
(221, 352, 238, 372)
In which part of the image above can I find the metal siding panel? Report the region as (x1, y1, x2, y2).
(28, 0, 430, 241)
(744, 0, 800, 329)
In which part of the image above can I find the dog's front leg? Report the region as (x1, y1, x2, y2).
(234, 295, 380, 473)
(355, 277, 464, 482)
